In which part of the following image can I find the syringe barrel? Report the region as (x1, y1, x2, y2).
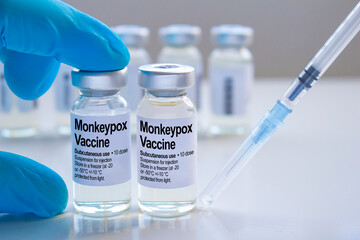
(308, 1, 360, 76)
(284, 2, 360, 105)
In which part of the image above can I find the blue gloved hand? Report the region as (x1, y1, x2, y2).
(0, 0, 130, 100)
(0, 0, 130, 218)
(0, 152, 68, 217)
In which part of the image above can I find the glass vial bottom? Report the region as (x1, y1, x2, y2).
(138, 184, 196, 217)
(73, 181, 131, 217)
(0, 127, 36, 138)
(208, 114, 250, 136)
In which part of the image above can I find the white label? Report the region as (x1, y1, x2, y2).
(0, 69, 12, 113)
(55, 64, 75, 112)
(71, 113, 131, 186)
(210, 63, 253, 116)
(137, 116, 197, 189)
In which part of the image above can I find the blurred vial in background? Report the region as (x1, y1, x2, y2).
(0, 62, 37, 138)
(207, 25, 254, 136)
(112, 25, 151, 134)
(54, 63, 78, 135)
(158, 25, 203, 112)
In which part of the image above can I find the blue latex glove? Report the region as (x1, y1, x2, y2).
(0, 152, 68, 217)
(0, 0, 130, 217)
(0, 0, 130, 100)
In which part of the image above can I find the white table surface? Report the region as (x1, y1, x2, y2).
(1, 78, 360, 240)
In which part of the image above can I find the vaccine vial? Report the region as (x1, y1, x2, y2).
(137, 64, 197, 217)
(54, 63, 78, 135)
(71, 69, 131, 217)
(112, 25, 151, 134)
(158, 25, 203, 110)
(208, 25, 254, 136)
(0, 62, 37, 138)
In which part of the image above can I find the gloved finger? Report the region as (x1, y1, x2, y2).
(1, 0, 129, 71)
(0, 151, 68, 218)
(3, 49, 60, 100)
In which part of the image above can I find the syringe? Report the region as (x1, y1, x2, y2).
(200, 1, 360, 207)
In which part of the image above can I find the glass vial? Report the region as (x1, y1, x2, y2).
(71, 69, 131, 217)
(112, 25, 151, 135)
(137, 64, 197, 217)
(0, 62, 37, 138)
(208, 25, 254, 136)
(54, 63, 78, 135)
(158, 25, 203, 110)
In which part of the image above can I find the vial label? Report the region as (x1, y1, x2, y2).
(0, 72, 12, 113)
(55, 65, 75, 112)
(71, 113, 131, 186)
(137, 116, 197, 189)
(187, 64, 203, 109)
(210, 63, 253, 116)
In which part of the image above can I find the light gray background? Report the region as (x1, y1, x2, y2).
(64, 0, 360, 78)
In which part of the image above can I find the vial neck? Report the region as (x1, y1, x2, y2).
(80, 89, 120, 97)
(146, 89, 186, 98)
